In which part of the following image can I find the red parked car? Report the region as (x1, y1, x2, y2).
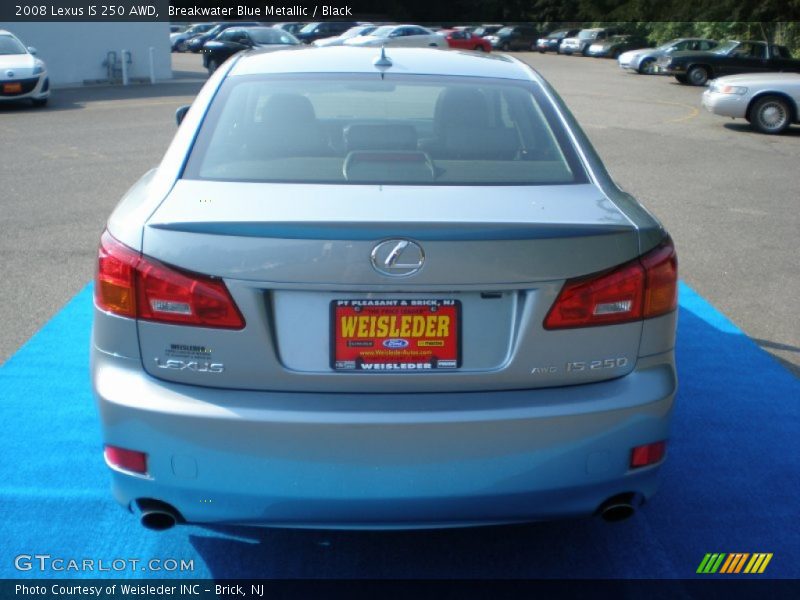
(442, 29, 492, 52)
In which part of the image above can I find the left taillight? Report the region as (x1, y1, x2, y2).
(544, 238, 677, 330)
(95, 230, 245, 329)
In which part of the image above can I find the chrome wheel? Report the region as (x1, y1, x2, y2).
(752, 96, 791, 134)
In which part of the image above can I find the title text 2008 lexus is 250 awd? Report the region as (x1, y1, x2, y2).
(92, 47, 677, 531)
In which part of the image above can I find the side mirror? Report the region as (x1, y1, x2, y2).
(176, 105, 190, 126)
(27, 46, 37, 55)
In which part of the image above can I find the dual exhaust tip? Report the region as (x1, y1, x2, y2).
(597, 493, 641, 523)
(134, 493, 641, 531)
(135, 499, 181, 531)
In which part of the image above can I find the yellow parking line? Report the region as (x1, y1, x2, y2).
(569, 91, 700, 125)
(667, 106, 700, 123)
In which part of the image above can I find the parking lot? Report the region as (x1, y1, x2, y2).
(1, 50, 798, 374)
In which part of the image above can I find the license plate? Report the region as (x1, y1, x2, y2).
(331, 299, 461, 371)
(3, 83, 22, 94)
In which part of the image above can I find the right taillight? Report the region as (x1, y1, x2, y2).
(95, 230, 245, 329)
(544, 238, 677, 329)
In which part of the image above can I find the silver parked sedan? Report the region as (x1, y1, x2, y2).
(92, 46, 678, 531)
(618, 38, 718, 74)
(702, 72, 800, 134)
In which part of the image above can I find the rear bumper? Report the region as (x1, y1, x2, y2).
(92, 347, 677, 528)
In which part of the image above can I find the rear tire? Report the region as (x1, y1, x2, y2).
(687, 65, 709, 86)
(750, 96, 791, 134)
(31, 97, 47, 107)
(206, 59, 218, 76)
(474, 45, 485, 52)
(501, 42, 510, 52)
(581, 46, 590, 57)
(675, 74, 688, 84)
(638, 58, 655, 74)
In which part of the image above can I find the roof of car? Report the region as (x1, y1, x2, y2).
(230, 46, 537, 81)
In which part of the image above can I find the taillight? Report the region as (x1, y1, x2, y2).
(95, 230, 245, 329)
(544, 238, 677, 329)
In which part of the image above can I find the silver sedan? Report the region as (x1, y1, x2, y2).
(92, 46, 678, 531)
(344, 24, 446, 48)
(702, 72, 800, 134)
(618, 38, 718, 74)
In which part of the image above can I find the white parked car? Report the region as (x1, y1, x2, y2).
(313, 24, 377, 47)
(702, 73, 800, 134)
(0, 30, 49, 107)
(344, 24, 446, 48)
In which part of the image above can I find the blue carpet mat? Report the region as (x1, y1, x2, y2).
(1, 282, 797, 579)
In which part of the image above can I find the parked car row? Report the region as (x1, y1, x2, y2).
(179, 22, 800, 136)
(614, 36, 800, 134)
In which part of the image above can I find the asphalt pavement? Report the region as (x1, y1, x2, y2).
(0, 51, 798, 376)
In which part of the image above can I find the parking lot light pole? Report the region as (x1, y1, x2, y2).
(149, 47, 156, 84)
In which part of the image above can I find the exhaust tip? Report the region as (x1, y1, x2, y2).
(135, 499, 182, 531)
(597, 493, 640, 523)
(141, 510, 177, 531)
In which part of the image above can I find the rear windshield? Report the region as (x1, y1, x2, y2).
(183, 74, 587, 186)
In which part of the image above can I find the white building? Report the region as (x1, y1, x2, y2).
(0, 22, 172, 87)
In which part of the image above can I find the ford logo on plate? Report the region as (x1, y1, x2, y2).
(383, 339, 409, 349)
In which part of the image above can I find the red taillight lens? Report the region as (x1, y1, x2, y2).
(544, 238, 677, 329)
(95, 230, 245, 329)
(630, 441, 667, 469)
(104, 445, 148, 474)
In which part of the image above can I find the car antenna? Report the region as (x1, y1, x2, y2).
(374, 45, 392, 68)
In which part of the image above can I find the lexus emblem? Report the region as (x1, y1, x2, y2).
(370, 239, 425, 277)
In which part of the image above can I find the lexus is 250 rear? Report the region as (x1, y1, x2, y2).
(91, 47, 677, 530)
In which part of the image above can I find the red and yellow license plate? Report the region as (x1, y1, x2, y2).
(332, 299, 461, 371)
(3, 83, 22, 94)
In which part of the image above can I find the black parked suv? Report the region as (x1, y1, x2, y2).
(486, 25, 539, 51)
(294, 21, 358, 44)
